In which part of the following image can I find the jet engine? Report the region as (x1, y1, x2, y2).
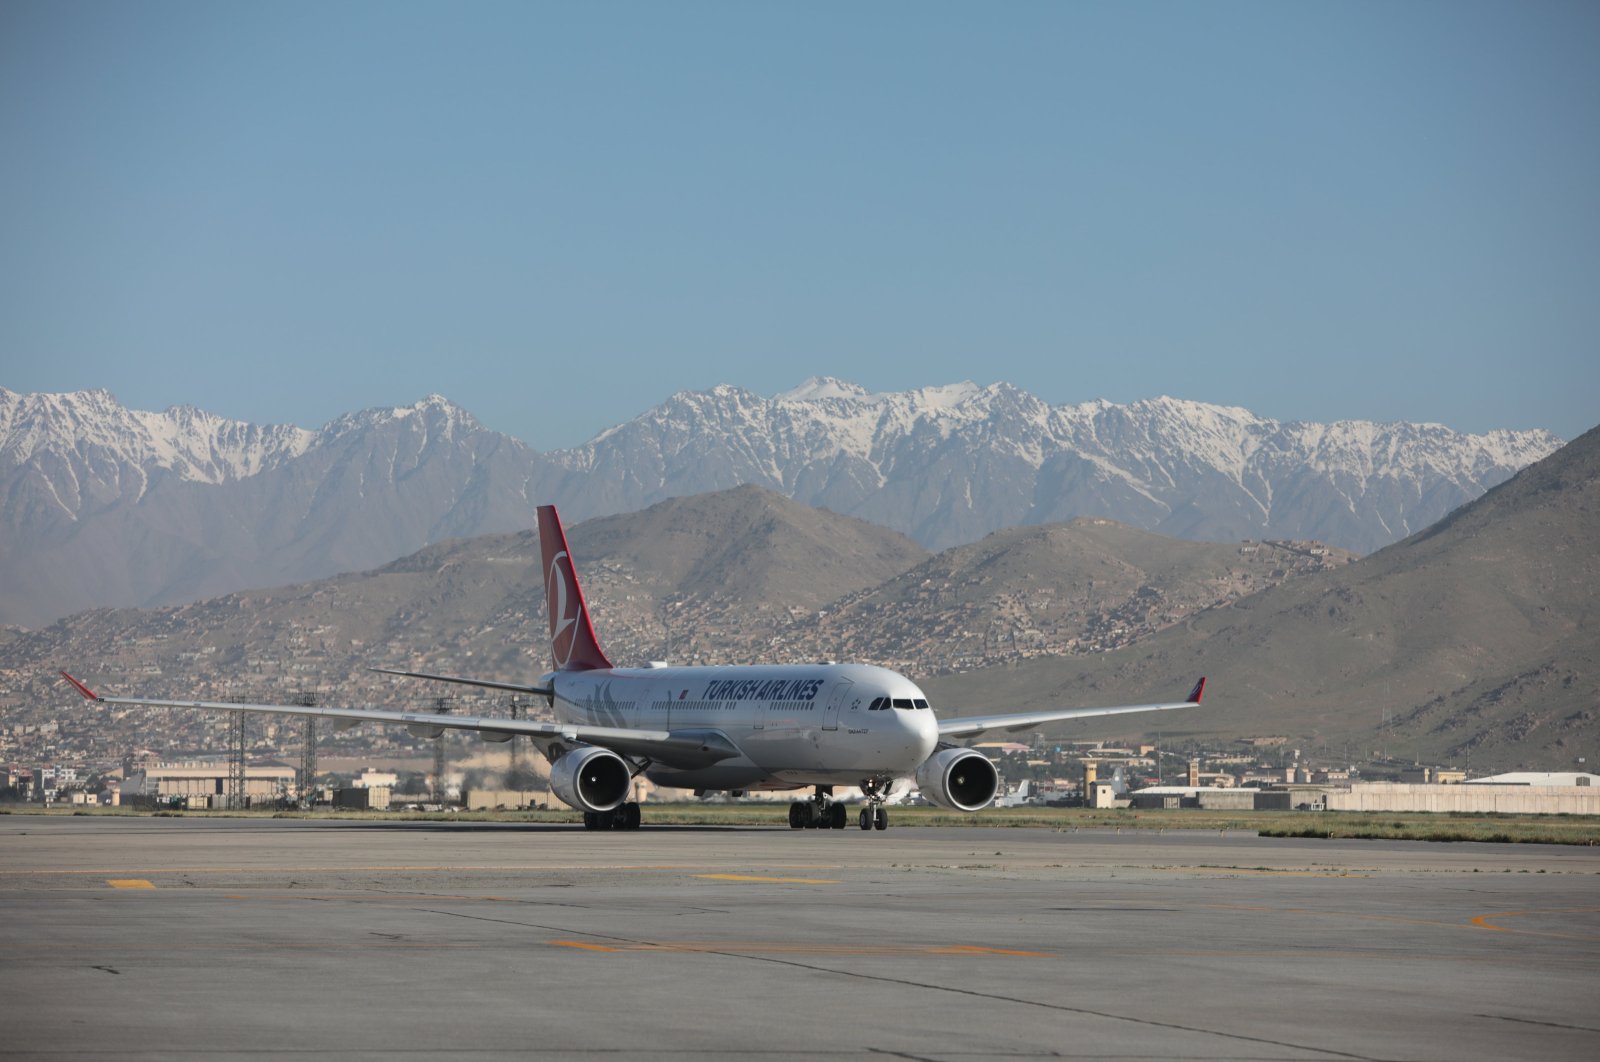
(914, 747, 999, 812)
(549, 746, 632, 814)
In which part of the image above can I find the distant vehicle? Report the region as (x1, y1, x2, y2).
(63, 505, 1203, 832)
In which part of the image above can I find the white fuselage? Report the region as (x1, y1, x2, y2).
(549, 662, 940, 791)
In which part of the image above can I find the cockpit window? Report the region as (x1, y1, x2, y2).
(892, 698, 914, 710)
(913, 698, 930, 710)
(869, 697, 887, 711)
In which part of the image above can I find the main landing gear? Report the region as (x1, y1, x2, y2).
(583, 802, 642, 830)
(788, 784, 890, 831)
(788, 786, 849, 829)
(788, 790, 847, 829)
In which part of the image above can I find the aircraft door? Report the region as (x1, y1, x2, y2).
(822, 680, 852, 731)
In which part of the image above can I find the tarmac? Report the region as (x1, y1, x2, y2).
(3, 815, 1598, 1061)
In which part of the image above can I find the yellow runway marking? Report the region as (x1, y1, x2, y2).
(1471, 911, 1515, 933)
(1, 863, 842, 876)
(1205, 902, 1473, 933)
(31, 941, 480, 951)
(222, 893, 518, 903)
(937, 945, 1052, 957)
(694, 873, 840, 884)
(1206, 902, 1600, 942)
(106, 879, 155, 889)
(1162, 866, 1373, 877)
(1469, 907, 1600, 941)
(545, 940, 1049, 957)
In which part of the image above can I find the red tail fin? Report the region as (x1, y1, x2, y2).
(536, 505, 612, 671)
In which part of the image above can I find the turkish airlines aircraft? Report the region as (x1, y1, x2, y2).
(62, 505, 1204, 831)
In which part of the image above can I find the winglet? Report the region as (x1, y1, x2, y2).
(1186, 676, 1206, 704)
(59, 671, 100, 701)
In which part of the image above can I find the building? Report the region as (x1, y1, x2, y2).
(1327, 780, 1600, 814)
(1400, 766, 1467, 784)
(1087, 780, 1129, 809)
(124, 761, 297, 807)
(1128, 786, 1261, 810)
(1463, 772, 1598, 787)
(332, 786, 391, 810)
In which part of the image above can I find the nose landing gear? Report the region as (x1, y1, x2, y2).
(857, 805, 888, 831)
(856, 777, 891, 831)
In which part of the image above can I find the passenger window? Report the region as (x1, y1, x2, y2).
(892, 698, 913, 710)
(913, 699, 929, 710)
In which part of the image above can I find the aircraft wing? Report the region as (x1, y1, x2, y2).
(367, 667, 553, 697)
(937, 677, 1205, 741)
(58, 672, 740, 771)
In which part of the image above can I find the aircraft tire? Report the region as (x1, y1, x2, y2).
(622, 802, 641, 830)
(830, 803, 847, 829)
(874, 807, 888, 831)
(788, 802, 805, 829)
(859, 808, 872, 831)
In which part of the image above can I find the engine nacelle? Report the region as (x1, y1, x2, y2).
(914, 747, 999, 812)
(549, 747, 632, 814)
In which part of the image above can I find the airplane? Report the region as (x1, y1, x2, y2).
(61, 504, 1204, 831)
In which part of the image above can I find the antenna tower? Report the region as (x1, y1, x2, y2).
(295, 691, 318, 809)
(225, 698, 247, 810)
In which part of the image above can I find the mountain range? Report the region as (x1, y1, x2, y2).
(0, 381, 1561, 627)
(4, 419, 1594, 772)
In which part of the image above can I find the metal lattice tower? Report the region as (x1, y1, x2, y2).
(433, 696, 452, 806)
(226, 703, 247, 810)
(295, 691, 318, 809)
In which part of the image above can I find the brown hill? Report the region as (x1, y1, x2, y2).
(572, 483, 931, 611)
(924, 424, 1600, 772)
(1, 487, 925, 722)
(768, 519, 1353, 674)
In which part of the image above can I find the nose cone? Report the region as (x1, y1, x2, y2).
(904, 706, 938, 766)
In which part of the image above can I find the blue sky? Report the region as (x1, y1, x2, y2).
(3, 1, 1596, 447)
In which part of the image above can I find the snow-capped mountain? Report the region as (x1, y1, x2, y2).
(0, 381, 1564, 628)
(0, 388, 538, 628)
(535, 378, 1562, 552)
(0, 387, 315, 503)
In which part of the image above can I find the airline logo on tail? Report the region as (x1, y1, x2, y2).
(547, 551, 579, 667)
(537, 505, 612, 671)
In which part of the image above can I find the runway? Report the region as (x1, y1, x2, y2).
(3, 816, 1597, 1060)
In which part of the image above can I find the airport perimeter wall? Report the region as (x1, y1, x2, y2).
(1326, 783, 1600, 815)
